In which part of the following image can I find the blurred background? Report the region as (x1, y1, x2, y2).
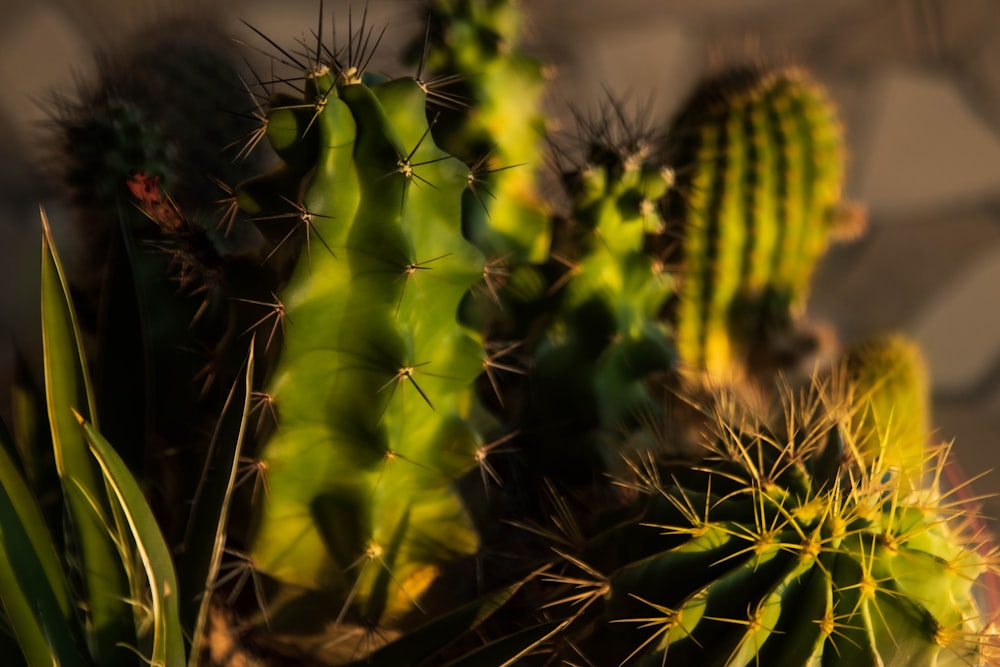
(1, 0, 998, 516)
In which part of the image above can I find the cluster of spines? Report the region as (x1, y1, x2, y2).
(663, 67, 863, 388)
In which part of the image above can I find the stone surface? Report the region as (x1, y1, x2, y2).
(810, 207, 1000, 340)
(0, 5, 90, 163)
(912, 243, 1000, 396)
(856, 70, 1000, 218)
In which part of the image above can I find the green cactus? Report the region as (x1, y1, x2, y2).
(544, 380, 996, 666)
(415, 0, 552, 264)
(663, 67, 864, 388)
(519, 105, 675, 474)
(238, 55, 488, 628)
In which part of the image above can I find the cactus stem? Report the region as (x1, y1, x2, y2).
(378, 363, 437, 412)
(385, 120, 450, 196)
(338, 539, 426, 626)
(616, 595, 697, 665)
(304, 81, 338, 136)
(393, 252, 452, 316)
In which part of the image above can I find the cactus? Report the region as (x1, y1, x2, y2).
(1, 2, 996, 666)
(843, 333, 931, 484)
(516, 103, 676, 477)
(662, 67, 864, 388)
(543, 378, 995, 666)
(414, 0, 552, 264)
(47, 18, 272, 539)
(236, 44, 488, 631)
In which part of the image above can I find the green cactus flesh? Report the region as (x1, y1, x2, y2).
(526, 124, 675, 458)
(240, 68, 487, 625)
(563, 386, 996, 666)
(417, 0, 552, 264)
(665, 67, 855, 386)
(844, 333, 931, 484)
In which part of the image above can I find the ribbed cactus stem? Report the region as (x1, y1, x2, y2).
(665, 67, 860, 387)
(241, 64, 486, 625)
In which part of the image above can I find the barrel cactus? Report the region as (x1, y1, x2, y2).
(543, 376, 995, 665)
(0, 1, 995, 666)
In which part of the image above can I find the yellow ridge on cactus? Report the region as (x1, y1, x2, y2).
(664, 67, 863, 387)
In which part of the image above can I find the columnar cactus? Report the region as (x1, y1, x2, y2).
(523, 108, 675, 468)
(238, 56, 488, 628)
(415, 0, 552, 264)
(662, 67, 863, 388)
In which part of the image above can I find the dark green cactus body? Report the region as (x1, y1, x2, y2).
(565, 393, 992, 666)
(241, 67, 487, 625)
(664, 68, 856, 386)
(51, 21, 269, 535)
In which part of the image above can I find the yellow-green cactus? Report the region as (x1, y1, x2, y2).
(664, 67, 863, 387)
(237, 57, 487, 628)
(844, 333, 931, 484)
(548, 382, 997, 666)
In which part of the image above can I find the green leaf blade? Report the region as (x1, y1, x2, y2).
(39, 207, 134, 665)
(0, 466, 87, 666)
(80, 415, 186, 667)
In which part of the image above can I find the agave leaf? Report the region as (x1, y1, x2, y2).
(0, 416, 86, 666)
(78, 413, 186, 667)
(182, 343, 255, 666)
(40, 205, 134, 665)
